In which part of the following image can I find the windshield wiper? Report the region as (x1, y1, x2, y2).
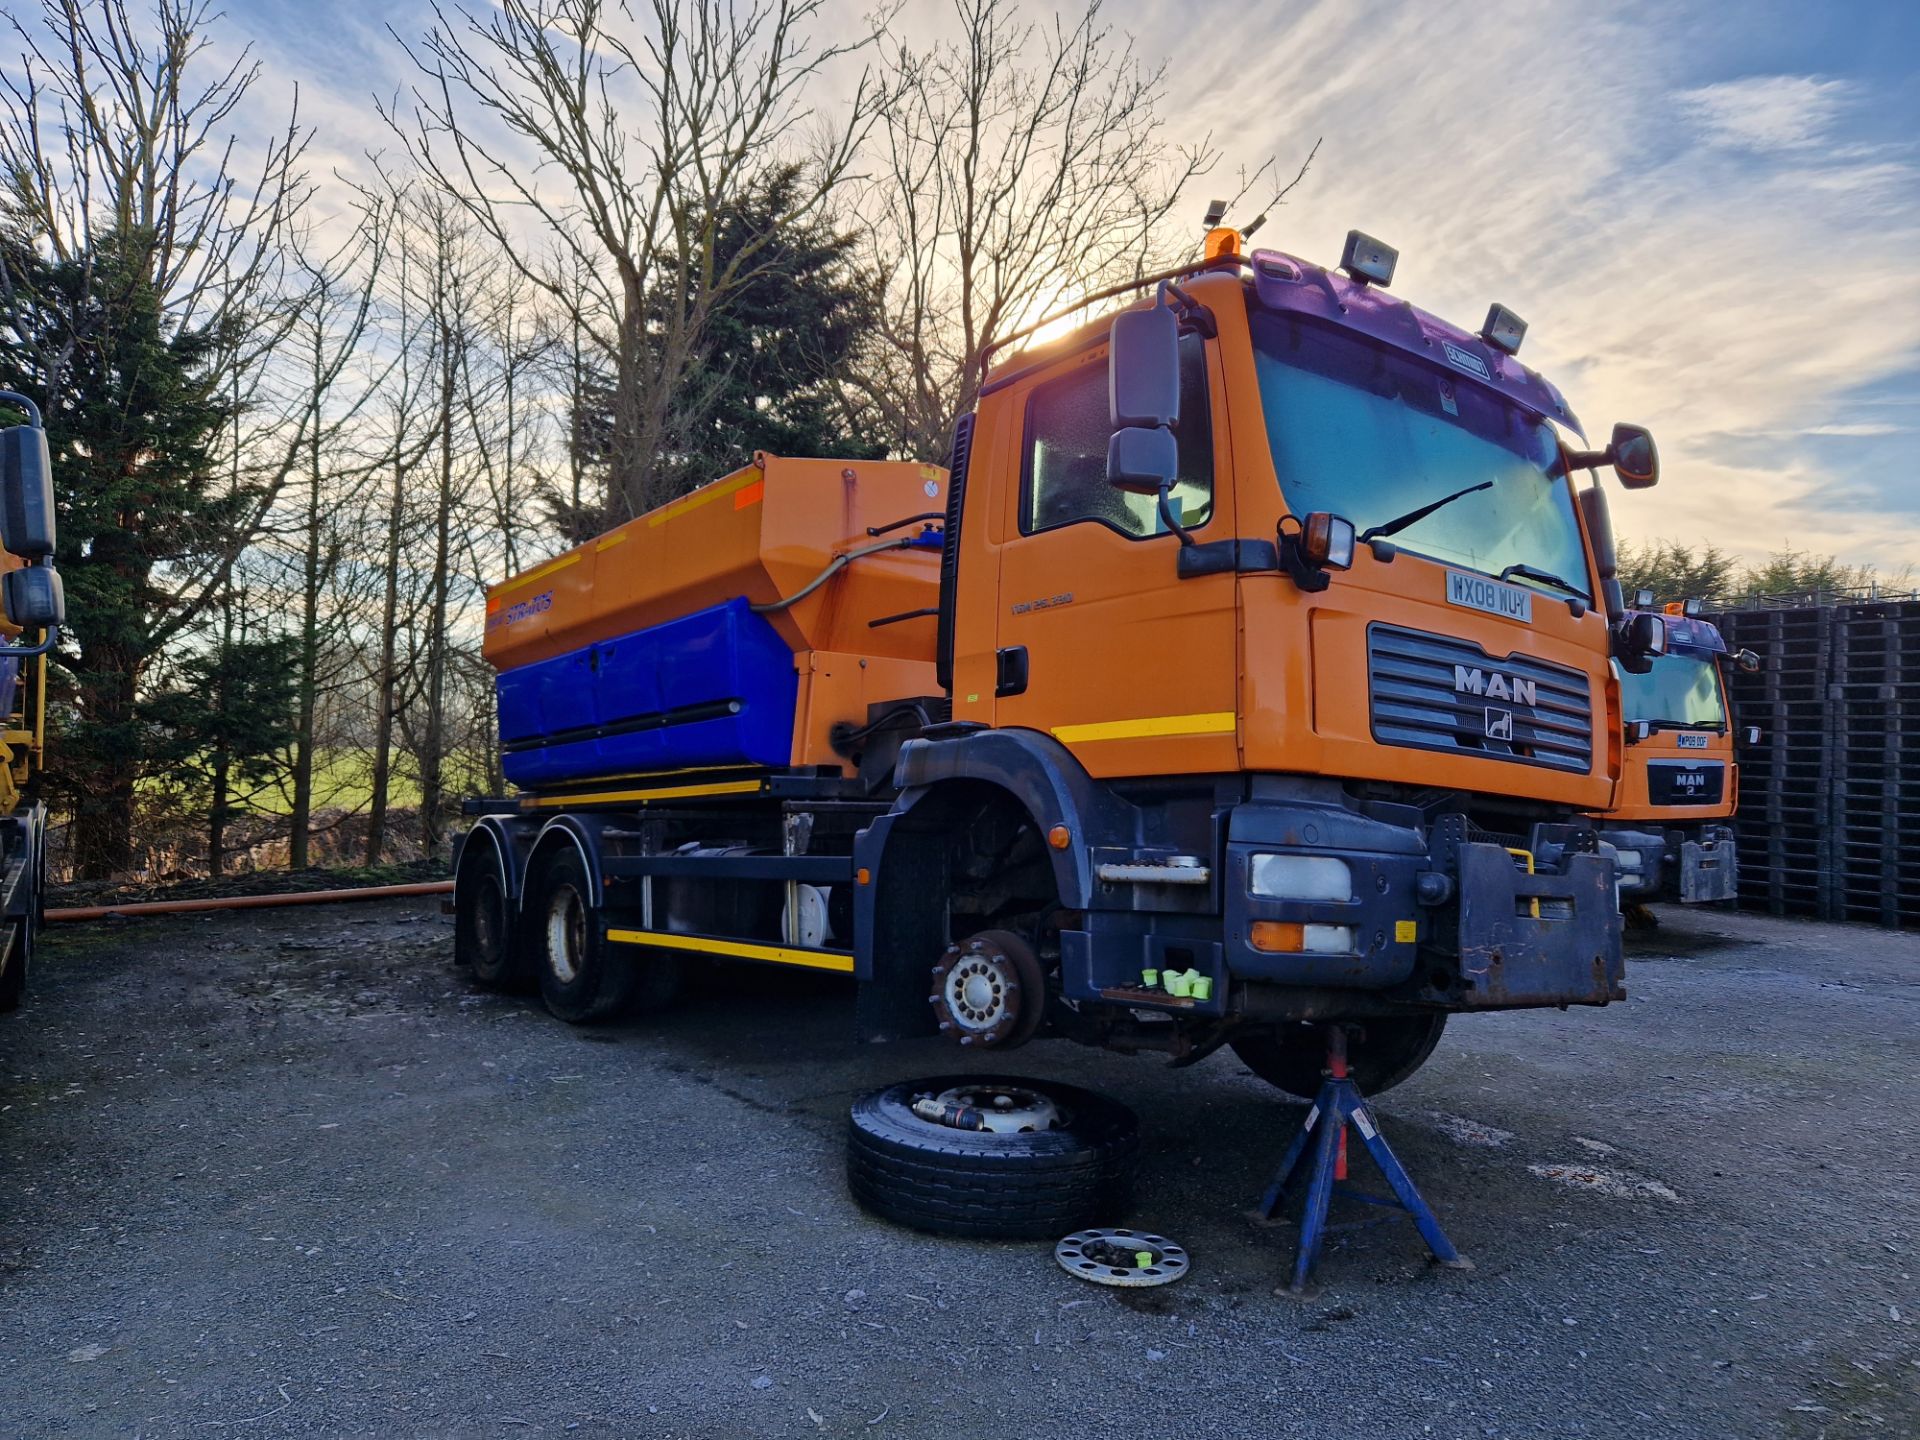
(1497, 561, 1587, 599)
(1357, 480, 1493, 545)
(1642, 718, 1726, 734)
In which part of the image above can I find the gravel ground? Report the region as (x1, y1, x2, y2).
(1, 900, 1914, 1439)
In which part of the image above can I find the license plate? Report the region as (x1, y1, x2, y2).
(1446, 571, 1533, 623)
(1675, 733, 1709, 749)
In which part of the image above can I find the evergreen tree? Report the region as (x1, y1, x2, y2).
(0, 224, 258, 876)
(566, 167, 882, 516)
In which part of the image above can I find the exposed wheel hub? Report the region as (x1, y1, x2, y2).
(918, 1082, 1065, 1134)
(929, 930, 1046, 1049)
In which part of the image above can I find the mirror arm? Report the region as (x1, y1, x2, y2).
(1159, 280, 1217, 339)
(0, 626, 58, 658)
(0, 389, 43, 429)
(1157, 484, 1195, 547)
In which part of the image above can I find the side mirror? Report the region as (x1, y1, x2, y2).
(1616, 610, 1667, 674)
(1742, 725, 1762, 745)
(1108, 304, 1179, 431)
(3, 564, 63, 628)
(1609, 423, 1658, 489)
(1107, 427, 1177, 496)
(0, 391, 56, 557)
(1735, 648, 1761, 673)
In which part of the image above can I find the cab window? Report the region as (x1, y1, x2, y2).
(1021, 333, 1213, 537)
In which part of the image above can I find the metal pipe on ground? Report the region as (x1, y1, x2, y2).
(46, 881, 454, 923)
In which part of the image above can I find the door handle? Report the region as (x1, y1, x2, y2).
(996, 646, 1029, 698)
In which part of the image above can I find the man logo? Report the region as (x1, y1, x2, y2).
(1454, 665, 1537, 706)
(1485, 708, 1515, 742)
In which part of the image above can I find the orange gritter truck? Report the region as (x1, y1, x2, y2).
(455, 229, 1674, 1127)
(1597, 600, 1761, 905)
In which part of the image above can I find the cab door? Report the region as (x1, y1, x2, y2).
(989, 333, 1239, 779)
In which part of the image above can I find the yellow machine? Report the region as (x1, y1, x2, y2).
(0, 391, 68, 1014)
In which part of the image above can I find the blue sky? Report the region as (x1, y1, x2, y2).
(227, 0, 1920, 570)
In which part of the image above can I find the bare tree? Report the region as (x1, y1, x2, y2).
(852, 0, 1313, 458)
(280, 203, 391, 869)
(386, 0, 889, 523)
(0, 0, 314, 876)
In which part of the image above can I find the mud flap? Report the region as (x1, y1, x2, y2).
(1450, 844, 1623, 1008)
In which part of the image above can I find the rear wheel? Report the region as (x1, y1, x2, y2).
(533, 849, 639, 1024)
(0, 916, 27, 1014)
(1229, 1014, 1447, 1100)
(455, 847, 529, 993)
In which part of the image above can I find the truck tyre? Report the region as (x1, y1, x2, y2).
(532, 849, 639, 1024)
(0, 917, 26, 1013)
(455, 849, 531, 994)
(847, 1076, 1138, 1240)
(1229, 1015, 1447, 1101)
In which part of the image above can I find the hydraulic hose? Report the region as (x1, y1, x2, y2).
(749, 535, 926, 615)
(46, 879, 453, 923)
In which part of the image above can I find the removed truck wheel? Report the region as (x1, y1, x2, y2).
(1228, 1015, 1446, 1101)
(847, 1077, 1138, 1240)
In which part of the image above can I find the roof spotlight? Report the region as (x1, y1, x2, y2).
(1481, 304, 1526, 356)
(1340, 229, 1397, 287)
(1202, 198, 1228, 229)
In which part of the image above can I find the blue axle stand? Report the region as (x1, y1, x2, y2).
(1256, 1024, 1473, 1292)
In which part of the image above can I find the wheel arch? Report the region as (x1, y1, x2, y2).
(520, 814, 615, 914)
(848, 730, 1134, 1040)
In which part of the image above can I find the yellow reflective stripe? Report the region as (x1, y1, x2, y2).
(490, 549, 583, 599)
(646, 469, 760, 527)
(596, 531, 629, 551)
(1050, 711, 1236, 744)
(606, 928, 855, 974)
(519, 779, 764, 809)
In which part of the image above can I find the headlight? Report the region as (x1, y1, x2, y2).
(1249, 854, 1352, 901)
(1614, 851, 1644, 873)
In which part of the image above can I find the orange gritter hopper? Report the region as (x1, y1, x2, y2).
(485, 454, 946, 789)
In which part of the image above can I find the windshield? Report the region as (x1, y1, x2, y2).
(1615, 654, 1727, 728)
(1251, 313, 1591, 597)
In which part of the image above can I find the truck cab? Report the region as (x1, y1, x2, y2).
(1596, 606, 1755, 904)
(462, 231, 1669, 1097)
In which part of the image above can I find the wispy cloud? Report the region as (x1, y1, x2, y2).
(1136, 0, 1920, 568)
(1675, 75, 1854, 152)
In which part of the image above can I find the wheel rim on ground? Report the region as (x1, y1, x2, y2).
(546, 882, 586, 984)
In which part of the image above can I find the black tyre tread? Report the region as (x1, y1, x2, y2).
(455, 851, 531, 995)
(534, 852, 638, 1025)
(0, 918, 24, 1014)
(846, 1075, 1137, 1239)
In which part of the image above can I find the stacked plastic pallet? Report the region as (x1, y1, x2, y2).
(1827, 602, 1919, 926)
(1712, 598, 1919, 927)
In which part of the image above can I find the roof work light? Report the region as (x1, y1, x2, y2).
(1481, 304, 1526, 356)
(1339, 229, 1397, 287)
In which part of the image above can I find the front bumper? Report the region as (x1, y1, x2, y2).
(1599, 823, 1737, 904)
(1224, 799, 1624, 1012)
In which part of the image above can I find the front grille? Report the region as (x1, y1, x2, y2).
(1645, 760, 1725, 805)
(1368, 624, 1594, 773)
